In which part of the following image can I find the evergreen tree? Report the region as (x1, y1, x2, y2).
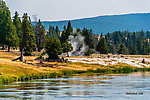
(66, 21, 73, 36)
(132, 32, 137, 45)
(96, 38, 108, 54)
(0, 0, 19, 51)
(61, 21, 73, 43)
(104, 30, 150, 55)
(82, 28, 96, 55)
(13, 11, 22, 38)
(55, 25, 60, 39)
(129, 44, 138, 55)
(5, 16, 19, 52)
(140, 29, 145, 39)
(108, 43, 116, 54)
(146, 31, 150, 39)
(47, 25, 60, 39)
(20, 13, 36, 61)
(143, 41, 149, 55)
(62, 39, 73, 57)
(126, 34, 132, 54)
(60, 26, 67, 43)
(82, 28, 95, 49)
(118, 43, 127, 54)
(136, 37, 143, 55)
(48, 25, 56, 38)
(76, 28, 81, 33)
(45, 37, 63, 59)
(36, 19, 46, 52)
(100, 32, 103, 38)
(0, 0, 7, 48)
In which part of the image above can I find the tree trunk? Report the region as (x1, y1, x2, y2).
(2, 45, 5, 50)
(38, 47, 41, 52)
(38, 39, 41, 52)
(20, 48, 24, 62)
(67, 52, 69, 57)
(8, 46, 10, 52)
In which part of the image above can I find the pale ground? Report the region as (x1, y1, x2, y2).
(0, 50, 150, 73)
(67, 55, 150, 68)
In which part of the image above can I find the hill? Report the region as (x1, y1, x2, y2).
(33, 13, 150, 35)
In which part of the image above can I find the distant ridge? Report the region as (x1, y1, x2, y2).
(33, 13, 150, 35)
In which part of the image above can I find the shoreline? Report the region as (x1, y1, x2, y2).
(0, 51, 150, 84)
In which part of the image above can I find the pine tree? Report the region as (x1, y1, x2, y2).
(0, 0, 19, 51)
(118, 43, 127, 54)
(143, 41, 149, 55)
(36, 19, 46, 52)
(61, 21, 73, 43)
(20, 13, 36, 61)
(100, 32, 103, 38)
(129, 44, 138, 55)
(55, 26, 60, 39)
(5, 15, 19, 52)
(132, 32, 137, 45)
(66, 21, 73, 36)
(62, 39, 73, 57)
(48, 25, 56, 38)
(136, 37, 143, 55)
(96, 38, 108, 54)
(82, 28, 95, 49)
(108, 43, 116, 54)
(13, 11, 22, 38)
(60, 26, 67, 43)
(0, 0, 6, 48)
(45, 37, 63, 59)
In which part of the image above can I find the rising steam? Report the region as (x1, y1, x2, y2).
(68, 32, 88, 56)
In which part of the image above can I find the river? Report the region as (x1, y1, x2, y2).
(0, 72, 150, 100)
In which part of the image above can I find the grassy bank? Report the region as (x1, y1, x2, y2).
(0, 51, 150, 84)
(0, 62, 150, 84)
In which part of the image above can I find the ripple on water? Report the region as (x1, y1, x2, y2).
(0, 72, 150, 100)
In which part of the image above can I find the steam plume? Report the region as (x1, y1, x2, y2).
(69, 32, 88, 56)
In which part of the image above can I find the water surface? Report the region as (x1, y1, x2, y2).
(0, 72, 150, 100)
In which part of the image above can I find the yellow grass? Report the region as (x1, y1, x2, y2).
(0, 50, 149, 84)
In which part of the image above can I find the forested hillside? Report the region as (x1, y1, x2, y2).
(34, 13, 150, 35)
(0, 0, 150, 57)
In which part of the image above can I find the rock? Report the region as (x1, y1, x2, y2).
(0, 73, 2, 75)
(113, 56, 116, 58)
(121, 55, 124, 58)
(49, 65, 53, 67)
(40, 60, 43, 64)
(65, 59, 69, 63)
(142, 59, 145, 63)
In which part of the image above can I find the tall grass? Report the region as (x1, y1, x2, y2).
(0, 62, 149, 84)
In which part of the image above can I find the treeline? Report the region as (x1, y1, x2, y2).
(0, 0, 150, 61)
(47, 21, 96, 56)
(0, 0, 73, 60)
(49, 23, 150, 55)
(0, 0, 45, 61)
(105, 31, 150, 55)
(48, 23, 150, 55)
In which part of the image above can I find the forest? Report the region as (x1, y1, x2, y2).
(0, 0, 150, 62)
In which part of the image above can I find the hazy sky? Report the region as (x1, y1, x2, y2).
(4, 0, 150, 21)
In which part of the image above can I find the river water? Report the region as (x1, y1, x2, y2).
(0, 72, 150, 100)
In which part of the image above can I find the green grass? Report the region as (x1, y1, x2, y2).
(0, 62, 149, 84)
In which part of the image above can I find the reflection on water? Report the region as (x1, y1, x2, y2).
(0, 72, 150, 100)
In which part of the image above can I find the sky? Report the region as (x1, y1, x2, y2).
(4, 0, 150, 21)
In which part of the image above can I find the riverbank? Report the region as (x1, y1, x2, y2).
(0, 51, 150, 84)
